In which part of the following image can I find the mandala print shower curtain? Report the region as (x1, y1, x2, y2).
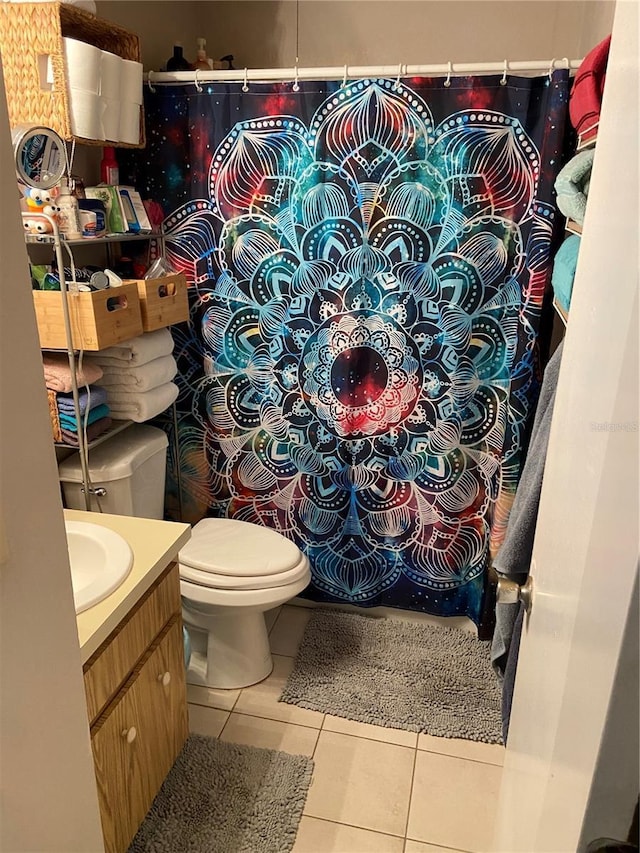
(129, 71, 569, 624)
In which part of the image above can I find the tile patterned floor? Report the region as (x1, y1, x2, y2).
(187, 605, 505, 853)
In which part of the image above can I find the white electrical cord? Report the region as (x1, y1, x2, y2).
(75, 350, 104, 513)
(64, 139, 76, 180)
(76, 349, 94, 505)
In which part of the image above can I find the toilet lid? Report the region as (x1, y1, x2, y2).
(178, 518, 303, 577)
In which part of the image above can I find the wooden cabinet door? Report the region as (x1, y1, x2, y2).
(91, 619, 188, 853)
(135, 618, 189, 801)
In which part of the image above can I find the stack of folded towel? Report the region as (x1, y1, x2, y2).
(87, 328, 179, 423)
(554, 148, 594, 227)
(58, 386, 111, 446)
(549, 35, 611, 316)
(43, 354, 113, 446)
(551, 234, 581, 314)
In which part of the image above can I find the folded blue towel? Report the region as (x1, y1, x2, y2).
(552, 234, 581, 313)
(57, 385, 108, 416)
(59, 403, 110, 432)
(555, 149, 594, 225)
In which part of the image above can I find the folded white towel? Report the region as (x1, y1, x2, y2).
(89, 328, 174, 368)
(106, 382, 179, 423)
(96, 354, 178, 393)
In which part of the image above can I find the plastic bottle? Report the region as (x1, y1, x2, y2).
(166, 43, 191, 72)
(56, 178, 82, 240)
(100, 147, 119, 185)
(193, 38, 213, 71)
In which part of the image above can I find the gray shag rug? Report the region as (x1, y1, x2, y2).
(280, 609, 503, 744)
(128, 735, 313, 853)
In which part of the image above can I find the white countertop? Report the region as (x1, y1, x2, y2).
(65, 509, 191, 664)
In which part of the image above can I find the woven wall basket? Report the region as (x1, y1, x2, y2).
(0, 2, 144, 147)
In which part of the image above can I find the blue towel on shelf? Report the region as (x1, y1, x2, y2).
(57, 385, 108, 416)
(59, 403, 110, 432)
(554, 148, 594, 225)
(552, 234, 581, 313)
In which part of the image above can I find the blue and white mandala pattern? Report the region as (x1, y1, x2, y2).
(152, 75, 568, 620)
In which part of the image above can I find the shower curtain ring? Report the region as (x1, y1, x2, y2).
(563, 56, 570, 69)
(342, 64, 348, 87)
(242, 67, 249, 92)
(147, 70, 156, 93)
(500, 59, 508, 86)
(394, 63, 403, 90)
(444, 61, 452, 87)
(548, 58, 556, 80)
(194, 68, 203, 93)
(293, 65, 300, 92)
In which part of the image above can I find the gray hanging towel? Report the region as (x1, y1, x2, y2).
(491, 341, 564, 681)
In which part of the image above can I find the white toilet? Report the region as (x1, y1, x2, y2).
(59, 425, 311, 690)
(179, 518, 310, 689)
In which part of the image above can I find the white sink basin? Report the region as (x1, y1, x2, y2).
(65, 521, 133, 614)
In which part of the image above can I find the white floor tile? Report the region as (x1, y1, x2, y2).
(187, 682, 240, 712)
(234, 654, 324, 728)
(269, 604, 313, 656)
(304, 730, 415, 837)
(293, 816, 405, 852)
(220, 712, 319, 757)
(417, 734, 504, 767)
(324, 714, 418, 748)
(187, 704, 229, 738)
(407, 751, 502, 853)
(405, 841, 469, 853)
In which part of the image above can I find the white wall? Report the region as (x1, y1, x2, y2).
(98, 0, 203, 70)
(204, 0, 613, 68)
(97, 0, 615, 71)
(0, 66, 104, 852)
(579, 0, 617, 54)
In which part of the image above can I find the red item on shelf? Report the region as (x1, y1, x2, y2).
(143, 199, 165, 232)
(569, 35, 611, 143)
(100, 147, 120, 185)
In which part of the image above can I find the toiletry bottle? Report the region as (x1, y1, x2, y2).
(193, 38, 213, 70)
(56, 178, 82, 240)
(166, 43, 191, 71)
(100, 147, 119, 185)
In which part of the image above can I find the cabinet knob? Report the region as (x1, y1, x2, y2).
(121, 727, 137, 744)
(158, 671, 171, 687)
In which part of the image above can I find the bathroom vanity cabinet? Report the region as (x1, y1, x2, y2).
(83, 562, 187, 853)
(70, 510, 191, 853)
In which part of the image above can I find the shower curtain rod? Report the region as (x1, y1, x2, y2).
(147, 58, 582, 87)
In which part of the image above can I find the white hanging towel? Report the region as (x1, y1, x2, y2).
(89, 328, 174, 368)
(106, 381, 179, 423)
(95, 354, 178, 392)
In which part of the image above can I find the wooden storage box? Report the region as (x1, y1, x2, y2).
(33, 282, 143, 350)
(0, 2, 144, 147)
(129, 274, 189, 332)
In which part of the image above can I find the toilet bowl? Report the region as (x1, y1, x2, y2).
(179, 518, 310, 689)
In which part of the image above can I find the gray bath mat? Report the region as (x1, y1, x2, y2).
(280, 609, 502, 744)
(128, 735, 313, 853)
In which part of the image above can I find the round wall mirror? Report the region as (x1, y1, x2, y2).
(12, 125, 66, 189)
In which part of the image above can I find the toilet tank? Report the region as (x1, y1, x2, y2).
(58, 425, 169, 519)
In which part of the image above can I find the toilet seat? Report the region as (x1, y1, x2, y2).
(179, 517, 307, 591)
(180, 554, 310, 590)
